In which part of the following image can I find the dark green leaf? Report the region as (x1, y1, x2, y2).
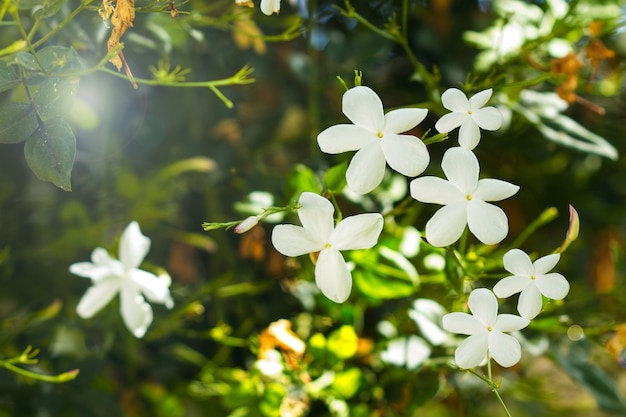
(38, 46, 84, 74)
(11, 52, 40, 72)
(33, 0, 65, 19)
(0, 103, 39, 144)
(0, 59, 20, 93)
(35, 77, 79, 120)
(552, 339, 626, 412)
(24, 119, 76, 191)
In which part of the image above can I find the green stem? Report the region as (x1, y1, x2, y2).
(0, 361, 79, 383)
(487, 356, 513, 417)
(9, 10, 45, 71)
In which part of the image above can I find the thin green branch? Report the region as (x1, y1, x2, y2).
(31, 0, 96, 50)
(0, 346, 79, 384)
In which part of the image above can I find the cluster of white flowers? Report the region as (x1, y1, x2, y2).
(269, 84, 570, 370)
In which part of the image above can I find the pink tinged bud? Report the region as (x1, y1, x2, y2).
(235, 216, 259, 234)
(558, 204, 580, 253)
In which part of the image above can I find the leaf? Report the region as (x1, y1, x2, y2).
(32, 0, 65, 19)
(38, 46, 84, 74)
(11, 52, 40, 71)
(34, 77, 79, 120)
(24, 119, 76, 191)
(323, 159, 348, 193)
(0, 103, 39, 144)
(0, 59, 20, 93)
(331, 368, 362, 399)
(326, 325, 358, 360)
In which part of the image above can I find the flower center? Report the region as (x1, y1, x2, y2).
(531, 274, 536, 281)
(377, 131, 384, 138)
(466, 194, 473, 201)
(468, 110, 473, 115)
(487, 325, 493, 332)
(324, 243, 332, 249)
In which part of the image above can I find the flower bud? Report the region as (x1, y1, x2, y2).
(234, 216, 259, 234)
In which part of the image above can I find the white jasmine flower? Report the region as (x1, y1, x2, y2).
(317, 86, 430, 195)
(493, 249, 570, 319)
(380, 336, 431, 370)
(260, 0, 280, 15)
(442, 288, 529, 369)
(409, 299, 450, 346)
(271, 192, 383, 303)
(435, 88, 502, 150)
(410, 147, 519, 247)
(69, 221, 174, 338)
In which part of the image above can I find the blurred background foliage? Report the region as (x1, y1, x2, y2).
(2, 0, 626, 416)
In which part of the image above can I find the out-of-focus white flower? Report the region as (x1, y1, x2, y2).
(409, 299, 450, 346)
(260, 0, 280, 15)
(493, 249, 570, 319)
(442, 288, 529, 369)
(381, 336, 431, 370)
(317, 86, 429, 194)
(410, 147, 519, 247)
(435, 88, 502, 150)
(271, 192, 383, 302)
(69, 221, 173, 338)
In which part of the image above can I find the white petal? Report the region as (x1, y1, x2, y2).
(317, 124, 377, 154)
(441, 88, 470, 112)
(466, 200, 509, 245)
(410, 311, 449, 346)
(474, 179, 519, 202)
(131, 269, 173, 307)
(442, 147, 479, 194)
(455, 334, 488, 369)
(260, 0, 280, 15)
(410, 177, 465, 205)
(472, 106, 502, 131)
(119, 221, 151, 270)
(458, 118, 481, 150)
(468, 288, 498, 326)
(315, 248, 352, 303)
(533, 253, 561, 275)
(120, 282, 153, 338)
(442, 312, 485, 335)
(69, 261, 114, 281)
(517, 284, 543, 319)
(298, 192, 335, 241)
(342, 86, 384, 132)
(493, 275, 530, 298)
(380, 134, 430, 177)
(345, 142, 386, 194)
(536, 273, 570, 300)
(330, 213, 383, 250)
(384, 108, 427, 134)
(425, 203, 468, 247)
(468, 88, 493, 109)
(271, 224, 324, 257)
(435, 112, 467, 133)
(503, 249, 534, 275)
(488, 331, 522, 367)
(493, 313, 530, 332)
(76, 279, 120, 319)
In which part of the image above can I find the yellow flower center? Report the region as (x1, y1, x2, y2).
(487, 326, 493, 332)
(377, 132, 384, 138)
(531, 274, 536, 281)
(466, 194, 473, 201)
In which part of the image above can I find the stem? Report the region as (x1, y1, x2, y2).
(487, 355, 514, 417)
(31, 0, 95, 50)
(9, 11, 45, 70)
(0, 361, 78, 383)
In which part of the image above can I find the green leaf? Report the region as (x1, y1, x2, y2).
(331, 368, 362, 399)
(353, 268, 416, 300)
(34, 77, 79, 120)
(323, 159, 348, 193)
(287, 163, 322, 200)
(0, 103, 39, 144)
(0, 59, 20, 93)
(38, 46, 84, 74)
(24, 118, 76, 191)
(11, 52, 40, 72)
(32, 0, 65, 19)
(327, 325, 358, 360)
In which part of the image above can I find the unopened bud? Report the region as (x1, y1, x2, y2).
(234, 216, 259, 234)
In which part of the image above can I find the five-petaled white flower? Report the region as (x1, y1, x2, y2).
(493, 249, 570, 319)
(442, 288, 529, 369)
(260, 0, 280, 15)
(271, 192, 383, 303)
(410, 147, 519, 247)
(69, 221, 174, 338)
(317, 86, 430, 195)
(435, 88, 502, 150)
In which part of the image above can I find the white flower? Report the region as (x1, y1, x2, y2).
(260, 0, 280, 15)
(317, 86, 430, 195)
(493, 249, 570, 319)
(409, 299, 450, 346)
(435, 88, 502, 150)
(380, 336, 431, 370)
(410, 147, 519, 247)
(69, 221, 174, 338)
(442, 288, 529, 369)
(271, 192, 383, 303)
